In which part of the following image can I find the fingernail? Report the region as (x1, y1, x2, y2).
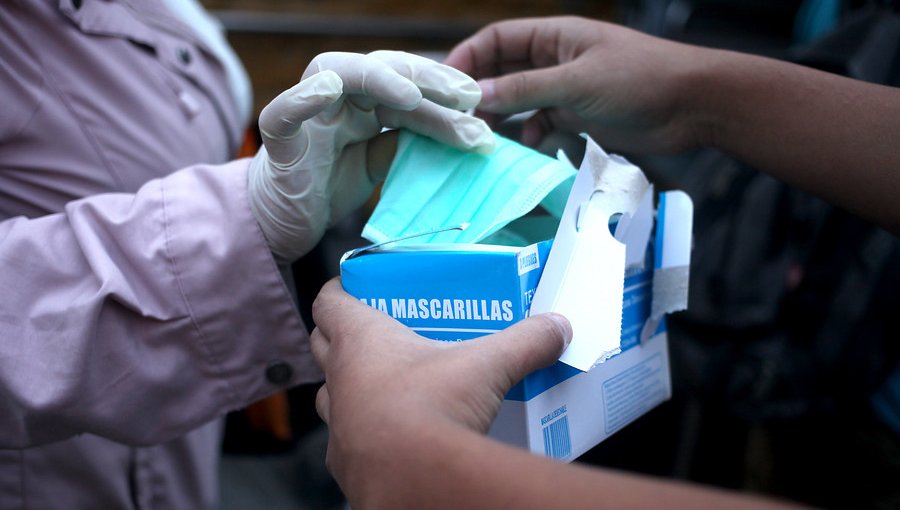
(478, 79, 496, 108)
(545, 313, 573, 349)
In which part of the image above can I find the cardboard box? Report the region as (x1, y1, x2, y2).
(340, 138, 692, 460)
(342, 240, 553, 342)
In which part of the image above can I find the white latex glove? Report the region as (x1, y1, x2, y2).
(248, 51, 496, 265)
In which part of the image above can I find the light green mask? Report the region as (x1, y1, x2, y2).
(363, 130, 576, 246)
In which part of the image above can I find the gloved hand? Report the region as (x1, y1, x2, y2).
(248, 51, 496, 265)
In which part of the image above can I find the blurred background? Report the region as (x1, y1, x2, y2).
(201, 2, 900, 509)
(201, 1, 616, 121)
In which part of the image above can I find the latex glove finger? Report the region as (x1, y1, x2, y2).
(303, 52, 422, 111)
(302, 52, 492, 153)
(367, 50, 483, 110)
(305, 51, 483, 112)
(258, 70, 344, 168)
(377, 100, 496, 154)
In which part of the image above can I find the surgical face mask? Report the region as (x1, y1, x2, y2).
(362, 130, 576, 245)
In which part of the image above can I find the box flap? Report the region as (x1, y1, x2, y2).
(640, 190, 694, 342)
(530, 136, 652, 372)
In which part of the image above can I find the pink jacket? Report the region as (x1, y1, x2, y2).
(0, 1, 319, 507)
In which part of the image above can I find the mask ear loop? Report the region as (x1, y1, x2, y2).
(342, 223, 470, 261)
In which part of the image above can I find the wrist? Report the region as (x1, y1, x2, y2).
(677, 46, 740, 151)
(336, 411, 463, 509)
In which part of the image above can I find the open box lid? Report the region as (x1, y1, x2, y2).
(531, 136, 693, 371)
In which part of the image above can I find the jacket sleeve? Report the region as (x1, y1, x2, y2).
(0, 159, 320, 448)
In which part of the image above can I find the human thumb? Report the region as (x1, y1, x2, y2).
(258, 70, 343, 168)
(473, 313, 572, 387)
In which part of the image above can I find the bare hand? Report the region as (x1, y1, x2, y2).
(310, 278, 570, 502)
(445, 16, 711, 154)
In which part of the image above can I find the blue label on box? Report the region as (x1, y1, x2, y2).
(342, 240, 552, 340)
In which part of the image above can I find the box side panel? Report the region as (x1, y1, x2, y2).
(619, 269, 653, 351)
(517, 331, 671, 461)
(517, 240, 553, 316)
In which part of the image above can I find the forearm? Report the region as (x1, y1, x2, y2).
(348, 419, 803, 510)
(688, 49, 900, 233)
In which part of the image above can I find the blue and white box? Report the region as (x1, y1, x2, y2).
(342, 240, 553, 342)
(341, 138, 693, 460)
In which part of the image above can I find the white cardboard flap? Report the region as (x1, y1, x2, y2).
(531, 137, 651, 371)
